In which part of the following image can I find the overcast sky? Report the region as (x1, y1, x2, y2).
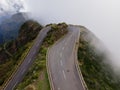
(1, 0, 120, 70)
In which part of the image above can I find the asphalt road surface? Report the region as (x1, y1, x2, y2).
(4, 26, 51, 90)
(47, 25, 85, 90)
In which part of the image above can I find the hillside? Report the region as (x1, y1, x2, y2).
(1, 21, 120, 90)
(0, 12, 28, 43)
(78, 26, 120, 90)
(0, 20, 42, 87)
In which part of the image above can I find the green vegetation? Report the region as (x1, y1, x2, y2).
(0, 20, 42, 89)
(78, 27, 120, 90)
(15, 23, 68, 90)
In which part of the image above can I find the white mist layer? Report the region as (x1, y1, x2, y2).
(23, 0, 120, 72)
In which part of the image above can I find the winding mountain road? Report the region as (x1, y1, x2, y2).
(3, 25, 86, 90)
(47, 25, 85, 90)
(3, 26, 51, 90)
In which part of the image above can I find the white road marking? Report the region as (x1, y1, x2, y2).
(60, 60, 63, 66)
(22, 69, 26, 75)
(58, 88, 60, 90)
(65, 42, 67, 46)
(62, 70, 66, 80)
(62, 47, 65, 50)
(28, 58, 31, 63)
(60, 53, 62, 57)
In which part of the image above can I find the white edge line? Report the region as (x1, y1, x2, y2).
(13, 81, 18, 89)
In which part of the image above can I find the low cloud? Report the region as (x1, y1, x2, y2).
(0, 0, 25, 14)
(6, 0, 120, 74)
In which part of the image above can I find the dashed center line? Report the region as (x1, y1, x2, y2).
(60, 53, 62, 57)
(62, 47, 65, 50)
(60, 60, 63, 66)
(58, 88, 60, 90)
(62, 70, 66, 80)
(65, 42, 67, 46)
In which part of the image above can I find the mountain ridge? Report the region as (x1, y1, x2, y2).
(0, 12, 28, 44)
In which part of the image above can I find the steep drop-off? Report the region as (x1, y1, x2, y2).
(78, 26, 120, 90)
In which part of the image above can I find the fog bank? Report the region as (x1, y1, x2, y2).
(23, 0, 120, 71)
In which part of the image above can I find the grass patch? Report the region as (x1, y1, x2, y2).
(37, 69, 50, 90)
